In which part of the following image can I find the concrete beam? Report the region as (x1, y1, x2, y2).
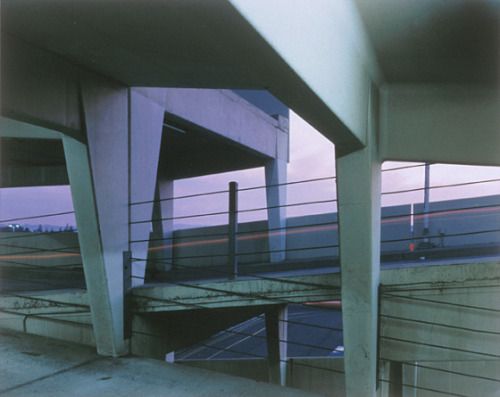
(131, 273, 341, 314)
(229, 0, 382, 153)
(1, 165, 69, 188)
(336, 82, 381, 396)
(1, 34, 83, 140)
(380, 85, 500, 166)
(1, 117, 62, 139)
(133, 88, 284, 159)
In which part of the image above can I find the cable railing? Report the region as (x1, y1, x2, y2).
(378, 286, 500, 396)
(1, 165, 498, 394)
(1, 173, 498, 292)
(0, 210, 83, 293)
(128, 175, 499, 282)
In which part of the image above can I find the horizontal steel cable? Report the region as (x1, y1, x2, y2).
(0, 211, 75, 224)
(379, 360, 500, 383)
(380, 292, 500, 313)
(132, 256, 338, 290)
(380, 313, 500, 335)
(382, 178, 500, 196)
(377, 377, 469, 397)
(380, 335, 500, 359)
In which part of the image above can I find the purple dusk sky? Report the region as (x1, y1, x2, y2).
(1, 111, 499, 228)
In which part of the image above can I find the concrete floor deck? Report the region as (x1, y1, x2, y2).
(0, 329, 320, 397)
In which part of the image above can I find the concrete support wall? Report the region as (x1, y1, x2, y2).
(380, 85, 500, 166)
(379, 263, 500, 396)
(380, 284, 500, 362)
(336, 83, 381, 396)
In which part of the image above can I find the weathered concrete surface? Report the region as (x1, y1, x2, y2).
(132, 273, 341, 313)
(380, 261, 500, 363)
(0, 329, 319, 397)
(181, 357, 346, 397)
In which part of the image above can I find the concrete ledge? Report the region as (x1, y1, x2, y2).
(0, 290, 94, 347)
(132, 273, 341, 313)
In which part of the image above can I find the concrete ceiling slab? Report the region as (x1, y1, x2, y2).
(4, 0, 497, 87)
(2, 0, 498, 154)
(354, 0, 500, 84)
(159, 117, 270, 180)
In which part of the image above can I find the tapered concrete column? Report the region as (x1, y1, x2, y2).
(265, 124, 288, 263)
(336, 83, 381, 396)
(402, 362, 418, 397)
(151, 178, 174, 272)
(129, 90, 164, 285)
(265, 305, 288, 386)
(62, 76, 129, 356)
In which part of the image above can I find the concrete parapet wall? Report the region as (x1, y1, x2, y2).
(172, 221, 270, 268)
(286, 357, 345, 397)
(398, 360, 500, 397)
(286, 213, 338, 260)
(0, 232, 81, 268)
(170, 203, 412, 268)
(0, 290, 94, 347)
(179, 358, 269, 383)
(0, 312, 95, 347)
(413, 194, 500, 248)
(180, 357, 345, 396)
(380, 262, 500, 362)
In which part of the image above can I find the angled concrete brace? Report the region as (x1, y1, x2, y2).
(129, 90, 165, 285)
(63, 79, 163, 356)
(336, 82, 381, 396)
(152, 179, 175, 272)
(62, 76, 129, 356)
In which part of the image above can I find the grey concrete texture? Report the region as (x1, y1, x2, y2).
(0, 329, 320, 397)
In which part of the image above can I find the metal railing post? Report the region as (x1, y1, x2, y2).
(228, 181, 238, 280)
(123, 250, 132, 339)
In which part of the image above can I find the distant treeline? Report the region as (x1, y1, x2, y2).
(0, 224, 77, 233)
